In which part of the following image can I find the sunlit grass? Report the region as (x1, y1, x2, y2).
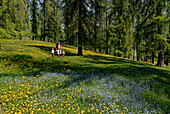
(0, 39, 169, 113)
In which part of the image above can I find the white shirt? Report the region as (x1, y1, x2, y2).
(52, 50, 54, 54)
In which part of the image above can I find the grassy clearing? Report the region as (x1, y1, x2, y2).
(0, 39, 169, 113)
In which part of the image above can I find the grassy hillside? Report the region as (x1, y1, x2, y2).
(0, 39, 169, 113)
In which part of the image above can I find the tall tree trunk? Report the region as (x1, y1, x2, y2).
(136, 45, 140, 61)
(66, 2, 69, 45)
(105, 12, 108, 54)
(156, 1, 164, 67)
(165, 48, 169, 66)
(94, 0, 97, 52)
(117, 1, 123, 57)
(47, 21, 50, 42)
(152, 51, 154, 64)
(165, 26, 170, 66)
(106, 15, 111, 54)
(99, 49, 101, 52)
(32, 0, 37, 40)
(136, 14, 140, 61)
(53, 3, 56, 43)
(54, 32, 56, 43)
(133, 43, 136, 60)
(151, 29, 155, 63)
(94, 22, 97, 51)
(156, 42, 164, 67)
(43, 0, 46, 41)
(78, 0, 83, 55)
(0, 0, 2, 6)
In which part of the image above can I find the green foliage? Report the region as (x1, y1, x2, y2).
(0, 0, 31, 39)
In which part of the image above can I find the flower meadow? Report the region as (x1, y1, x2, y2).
(0, 72, 168, 114)
(0, 39, 169, 113)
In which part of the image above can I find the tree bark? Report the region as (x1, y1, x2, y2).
(43, 0, 46, 41)
(165, 48, 169, 66)
(78, 0, 83, 56)
(105, 12, 109, 54)
(66, 2, 69, 45)
(156, 42, 164, 67)
(0, 0, 2, 6)
(152, 51, 154, 64)
(156, 1, 164, 67)
(94, 0, 97, 52)
(117, 1, 123, 57)
(32, 0, 37, 40)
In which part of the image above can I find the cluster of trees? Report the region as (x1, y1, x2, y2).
(0, 0, 169, 67)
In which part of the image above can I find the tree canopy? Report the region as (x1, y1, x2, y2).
(0, 0, 169, 67)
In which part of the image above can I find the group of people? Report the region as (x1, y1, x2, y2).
(51, 42, 65, 57)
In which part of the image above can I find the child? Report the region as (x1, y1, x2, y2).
(51, 48, 54, 57)
(62, 49, 65, 58)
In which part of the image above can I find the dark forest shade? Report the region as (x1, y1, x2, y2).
(0, 0, 169, 67)
(78, 0, 83, 56)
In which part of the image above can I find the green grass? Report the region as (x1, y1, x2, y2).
(0, 39, 170, 113)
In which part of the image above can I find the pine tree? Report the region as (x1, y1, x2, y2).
(15, 0, 31, 39)
(155, 0, 167, 67)
(0, 0, 30, 39)
(31, 0, 38, 40)
(62, 0, 71, 45)
(64, 0, 89, 55)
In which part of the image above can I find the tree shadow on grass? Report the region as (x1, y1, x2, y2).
(83, 55, 151, 66)
(82, 55, 170, 84)
(58, 55, 170, 102)
(0, 54, 40, 77)
(1, 52, 169, 112)
(1, 49, 169, 87)
(0, 52, 78, 78)
(59, 62, 170, 112)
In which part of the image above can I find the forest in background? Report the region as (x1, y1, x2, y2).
(0, 0, 169, 67)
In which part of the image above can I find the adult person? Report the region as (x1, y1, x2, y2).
(57, 42, 62, 57)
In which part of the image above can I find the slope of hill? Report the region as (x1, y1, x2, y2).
(0, 39, 169, 113)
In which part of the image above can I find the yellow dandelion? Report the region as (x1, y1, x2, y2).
(37, 108, 41, 111)
(96, 109, 99, 112)
(81, 110, 85, 114)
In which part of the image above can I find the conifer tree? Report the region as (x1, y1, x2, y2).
(155, 0, 167, 67)
(15, 0, 31, 39)
(65, 0, 89, 55)
(31, 0, 38, 40)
